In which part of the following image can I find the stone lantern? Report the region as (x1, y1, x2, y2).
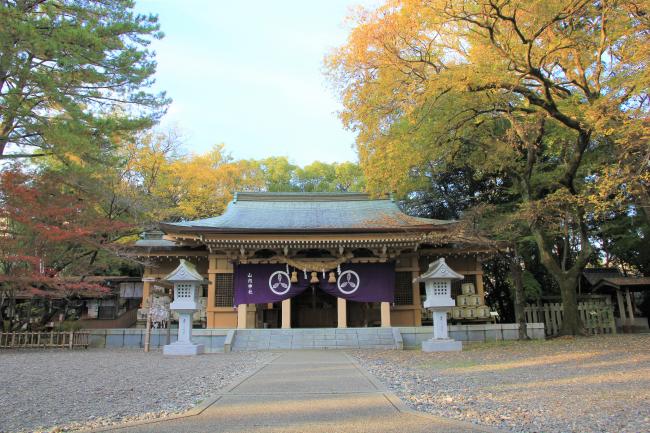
(415, 258, 464, 352)
(163, 259, 205, 356)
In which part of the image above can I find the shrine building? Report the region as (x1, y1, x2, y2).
(133, 192, 491, 329)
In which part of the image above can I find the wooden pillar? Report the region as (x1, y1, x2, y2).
(237, 304, 247, 329)
(141, 267, 153, 308)
(337, 298, 347, 328)
(282, 298, 291, 329)
(625, 289, 635, 320)
(380, 302, 391, 327)
(411, 255, 422, 326)
(616, 289, 626, 322)
(206, 257, 235, 329)
(475, 257, 485, 299)
(207, 255, 217, 327)
(246, 304, 257, 329)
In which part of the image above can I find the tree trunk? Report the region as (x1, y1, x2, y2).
(508, 254, 529, 340)
(558, 275, 583, 335)
(532, 228, 588, 336)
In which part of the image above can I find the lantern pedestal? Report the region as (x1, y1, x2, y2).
(422, 338, 462, 352)
(163, 342, 204, 355)
(422, 308, 462, 352)
(163, 310, 204, 355)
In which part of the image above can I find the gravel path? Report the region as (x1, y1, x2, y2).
(352, 334, 650, 433)
(0, 348, 275, 433)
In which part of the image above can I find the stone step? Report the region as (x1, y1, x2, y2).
(231, 327, 403, 351)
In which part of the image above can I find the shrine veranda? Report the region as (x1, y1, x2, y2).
(133, 192, 499, 333)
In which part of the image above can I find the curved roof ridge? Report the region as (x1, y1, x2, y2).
(234, 192, 385, 202)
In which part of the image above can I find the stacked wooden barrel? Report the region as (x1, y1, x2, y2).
(450, 283, 491, 320)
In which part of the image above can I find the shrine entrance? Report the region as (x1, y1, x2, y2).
(291, 285, 337, 328)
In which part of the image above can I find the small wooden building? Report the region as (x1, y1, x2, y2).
(133, 192, 490, 329)
(582, 268, 650, 332)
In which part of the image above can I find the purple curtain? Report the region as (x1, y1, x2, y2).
(319, 263, 395, 303)
(233, 263, 395, 306)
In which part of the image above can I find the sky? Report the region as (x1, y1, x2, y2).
(134, 0, 377, 166)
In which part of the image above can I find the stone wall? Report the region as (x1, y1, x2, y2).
(398, 323, 545, 349)
(84, 323, 544, 352)
(85, 328, 229, 353)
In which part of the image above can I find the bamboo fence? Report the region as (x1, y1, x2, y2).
(0, 331, 89, 349)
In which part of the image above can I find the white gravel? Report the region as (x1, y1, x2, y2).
(0, 348, 275, 433)
(352, 334, 650, 433)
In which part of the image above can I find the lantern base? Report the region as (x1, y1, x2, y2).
(422, 338, 462, 352)
(163, 341, 205, 356)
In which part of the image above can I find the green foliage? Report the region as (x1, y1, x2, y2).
(257, 157, 298, 192)
(514, 271, 542, 302)
(294, 161, 365, 192)
(484, 256, 515, 322)
(55, 320, 83, 332)
(598, 213, 650, 276)
(0, 0, 169, 161)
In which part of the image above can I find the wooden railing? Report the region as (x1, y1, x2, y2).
(524, 300, 617, 336)
(0, 331, 90, 349)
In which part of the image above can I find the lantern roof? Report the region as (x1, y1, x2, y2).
(164, 259, 204, 282)
(415, 258, 464, 281)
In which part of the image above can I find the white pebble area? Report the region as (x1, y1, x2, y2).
(0, 348, 275, 433)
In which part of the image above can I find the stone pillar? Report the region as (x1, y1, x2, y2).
(380, 302, 391, 327)
(625, 289, 635, 320)
(282, 298, 291, 329)
(177, 311, 193, 343)
(432, 311, 448, 339)
(337, 297, 347, 328)
(237, 304, 247, 329)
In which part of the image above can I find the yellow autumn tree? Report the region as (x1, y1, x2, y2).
(166, 144, 266, 220)
(327, 0, 649, 334)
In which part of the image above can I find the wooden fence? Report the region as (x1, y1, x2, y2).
(524, 301, 617, 336)
(0, 331, 90, 349)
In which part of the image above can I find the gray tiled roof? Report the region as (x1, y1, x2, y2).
(133, 239, 177, 247)
(162, 192, 453, 233)
(134, 229, 178, 247)
(583, 268, 623, 286)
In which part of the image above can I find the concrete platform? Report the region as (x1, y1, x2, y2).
(88, 350, 505, 433)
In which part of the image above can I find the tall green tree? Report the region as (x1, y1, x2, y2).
(0, 0, 168, 161)
(256, 157, 298, 192)
(327, 0, 649, 334)
(333, 161, 366, 192)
